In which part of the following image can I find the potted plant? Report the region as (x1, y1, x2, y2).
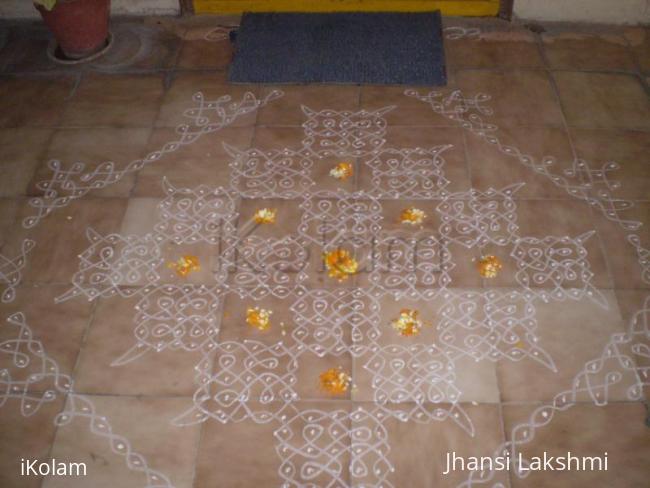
(34, 0, 111, 60)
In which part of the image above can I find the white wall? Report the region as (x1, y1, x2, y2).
(514, 0, 650, 24)
(0, 0, 180, 19)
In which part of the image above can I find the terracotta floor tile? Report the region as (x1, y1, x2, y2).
(362, 403, 508, 487)
(0, 397, 64, 488)
(357, 126, 470, 194)
(44, 395, 200, 488)
(497, 291, 627, 402)
(218, 292, 353, 401)
(594, 202, 650, 289)
(132, 126, 253, 197)
(238, 198, 303, 239)
(176, 39, 233, 70)
(0, 25, 62, 74)
(219, 292, 293, 344)
(0, 198, 18, 247)
(554, 72, 650, 130)
(352, 292, 499, 404)
(483, 199, 612, 290)
(614, 289, 650, 325)
(360, 85, 458, 126)
(252, 126, 359, 194)
(362, 230, 483, 289)
(447, 243, 485, 288)
(514, 199, 598, 237)
(542, 33, 637, 71)
(466, 126, 576, 199)
(162, 241, 225, 286)
(120, 194, 239, 276)
(624, 26, 650, 73)
(74, 294, 208, 396)
(456, 69, 564, 127)
(569, 128, 650, 201)
(29, 127, 151, 198)
(119, 197, 163, 236)
(302, 242, 362, 289)
(0, 76, 74, 127)
(503, 403, 650, 488)
(6, 197, 128, 284)
(61, 74, 165, 128)
(614, 289, 650, 401)
(257, 84, 360, 126)
(362, 199, 483, 288)
(0, 18, 648, 488)
(446, 31, 543, 68)
(1, 23, 180, 74)
(384, 125, 464, 151)
(252, 125, 304, 149)
(299, 353, 354, 401)
(90, 22, 182, 72)
(173, 21, 238, 42)
(0, 128, 52, 197)
(0, 284, 93, 375)
(155, 72, 259, 128)
(194, 407, 284, 487)
(375, 199, 438, 233)
(195, 401, 352, 487)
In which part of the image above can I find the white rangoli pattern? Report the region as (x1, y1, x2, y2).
(0, 239, 34, 303)
(0, 312, 174, 488)
(46, 102, 619, 487)
(405, 89, 642, 232)
(628, 234, 650, 285)
(24, 90, 283, 229)
(2, 84, 648, 488)
(460, 295, 650, 487)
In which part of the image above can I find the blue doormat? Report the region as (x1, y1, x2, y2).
(229, 12, 446, 85)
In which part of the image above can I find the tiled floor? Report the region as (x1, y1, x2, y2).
(0, 15, 649, 488)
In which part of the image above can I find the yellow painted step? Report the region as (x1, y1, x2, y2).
(193, 0, 500, 16)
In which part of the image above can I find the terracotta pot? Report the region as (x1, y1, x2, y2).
(36, 0, 111, 60)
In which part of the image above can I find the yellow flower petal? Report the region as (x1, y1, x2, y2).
(319, 367, 351, 395)
(329, 162, 353, 181)
(391, 308, 424, 336)
(477, 255, 503, 278)
(167, 255, 200, 277)
(400, 207, 426, 225)
(254, 208, 277, 224)
(323, 248, 359, 281)
(246, 307, 273, 331)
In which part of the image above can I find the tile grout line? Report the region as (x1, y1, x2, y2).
(618, 29, 650, 97)
(532, 28, 620, 296)
(7, 121, 650, 133)
(36, 295, 100, 488)
(1, 22, 648, 487)
(188, 401, 207, 488)
(459, 123, 487, 291)
(495, 400, 513, 488)
(126, 70, 172, 200)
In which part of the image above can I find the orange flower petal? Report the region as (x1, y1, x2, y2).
(254, 208, 277, 224)
(246, 307, 272, 331)
(329, 162, 353, 181)
(168, 255, 200, 277)
(477, 255, 503, 278)
(319, 367, 351, 395)
(400, 207, 426, 225)
(391, 308, 424, 336)
(323, 248, 359, 281)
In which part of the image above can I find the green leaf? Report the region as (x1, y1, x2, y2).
(34, 0, 57, 11)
